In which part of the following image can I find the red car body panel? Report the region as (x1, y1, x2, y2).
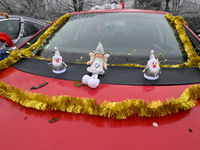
(1, 66, 200, 150)
(0, 67, 196, 102)
(1, 9, 200, 150)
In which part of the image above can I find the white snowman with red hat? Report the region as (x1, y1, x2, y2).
(82, 42, 109, 88)
(142, 50, 161, 80)
(0, 32, 16, 50)
(49, 47, 67, 74)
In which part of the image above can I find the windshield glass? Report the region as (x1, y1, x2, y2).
(0, 19, 20, 39)
(35, 12, 186, 65)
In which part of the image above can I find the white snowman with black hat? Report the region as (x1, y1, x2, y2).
(49, 47, 67, 74)
(142, 50, 161, 80)
(82, 42, 109, 88)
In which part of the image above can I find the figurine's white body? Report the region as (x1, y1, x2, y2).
(143, 50, 161, 80)
(143, 63, 161, 80)
(87, 53, 109, 75)
(82, 42, 109, 88)
(52, 58, 67, 74)
(50, 47, 67, 74)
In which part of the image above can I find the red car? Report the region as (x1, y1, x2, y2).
(1, 9, 200, 150)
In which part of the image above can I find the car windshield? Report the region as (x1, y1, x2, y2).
(35, 12, 186, 65)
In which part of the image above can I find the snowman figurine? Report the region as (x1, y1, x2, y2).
(82, 42, 109, 88)
(49, 47, 67, 74)
(142, 50, 161, 80)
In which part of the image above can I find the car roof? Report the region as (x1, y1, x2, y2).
(70, 9, 167, 15)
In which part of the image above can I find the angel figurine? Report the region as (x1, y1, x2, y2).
(82, 42, 109, 88)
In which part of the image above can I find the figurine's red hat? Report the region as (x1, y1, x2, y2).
(0, 32, 16, 49)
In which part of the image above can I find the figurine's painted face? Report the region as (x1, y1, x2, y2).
(53, 57, 62, 67)
(95, 53, 103, 58)
(152, 62, 157, 68)
(54, 58, 61, 63)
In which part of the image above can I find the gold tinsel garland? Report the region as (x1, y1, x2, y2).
(0, 79, 199, 119)
(0, 12, 200, 119)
